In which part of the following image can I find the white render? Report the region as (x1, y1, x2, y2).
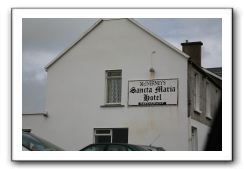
(23, 19, 217, 151)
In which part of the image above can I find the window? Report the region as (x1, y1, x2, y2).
(94, 128, 128, 144)
(112, 128, 128, 143)
(106, 70, 122, 104)
(194, 73, 201, 112)
(206, 81, 212, 119)
(191, 126, 198, 151)
(94, 129, 112, 143)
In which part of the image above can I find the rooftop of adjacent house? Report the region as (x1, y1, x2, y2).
(199, 67, 222, 88)
(206, 67, 222, 77)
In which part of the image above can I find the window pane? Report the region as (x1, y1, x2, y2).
(107, 78, 121, 103)
(22, 133, 46, 151)
(112, 128, 128, 143)
(22, 133, 62, 151)
(95, 136, 111, 143)
(194, 74, 200, 111)
(107, 71, 121, 77)
(206, 82, 211, 118)
(106, 70, 122, 103)
(95, 129, 111, 134)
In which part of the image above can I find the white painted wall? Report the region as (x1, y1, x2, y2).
(23, 19, 189, 151)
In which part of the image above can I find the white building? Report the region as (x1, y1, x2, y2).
(23, 18, 221, 151)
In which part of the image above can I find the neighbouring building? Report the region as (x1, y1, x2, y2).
(23, 18, 222, 151)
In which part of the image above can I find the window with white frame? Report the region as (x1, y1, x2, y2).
(94, 128, 128, 143)
(94, 129, 112, 143)
(206, 81, 212, 119)
(194, 73, 201, 112)
(106, 70, 122, 104)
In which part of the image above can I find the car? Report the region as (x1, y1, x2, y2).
(140, 145, 165, 151)
(80, 143, 148, 151)
(22, 131, 64, 151)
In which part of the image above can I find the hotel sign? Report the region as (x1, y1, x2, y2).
(128, 79, 178, 106)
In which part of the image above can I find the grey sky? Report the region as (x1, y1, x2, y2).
(22, 18, 222, 113)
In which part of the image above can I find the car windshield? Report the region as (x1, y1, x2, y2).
(22, 132, 63, 151)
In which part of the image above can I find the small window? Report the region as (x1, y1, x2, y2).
(94, 129, 112, 143)
(206, 81, 212, 119)
(94, 128, 128, 144)
(106, 70, 122, 104)
(194, 73, 201, 112)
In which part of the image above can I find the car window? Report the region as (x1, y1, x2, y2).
(107, 145, 129, 151)
(23, 133, 46, 151)
(22, 132, 63, 151)
(82, 144, 106, 151)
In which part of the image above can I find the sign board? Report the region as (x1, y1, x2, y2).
(128, 79, 178, 106)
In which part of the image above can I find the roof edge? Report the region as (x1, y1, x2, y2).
(201, 67, 222, 80)
(45, 18, 189, 71)
(128, 18, 190, 60)
(189, 61, 222, 89)
(189, 61, 222, 80)
(44, 19, 103, 71)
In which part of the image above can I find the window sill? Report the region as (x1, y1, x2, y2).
(194, 109, 202, 115)
(100, 104, 125, 108)
(206, 115, 213, 120)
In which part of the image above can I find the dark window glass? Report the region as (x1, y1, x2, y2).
(95, 129, 111, 134)
(112, 128, 128, 143)
(107, 71, 121, 77)
(95, 136, 111, 143)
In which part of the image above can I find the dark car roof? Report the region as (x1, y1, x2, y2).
(80, 143, 147, 151)
(140, 145, 165, 151)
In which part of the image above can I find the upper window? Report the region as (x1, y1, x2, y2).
(194, 73, 201, 112)
(106, 70, 122, 104)
(206, 81, 212, 119)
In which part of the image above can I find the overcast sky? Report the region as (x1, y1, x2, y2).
(22, 18, 222, 113)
